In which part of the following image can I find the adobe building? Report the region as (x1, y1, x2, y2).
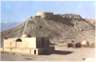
(3, 34, 54, 55)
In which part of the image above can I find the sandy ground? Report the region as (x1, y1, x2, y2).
(0, 46, 95, 61)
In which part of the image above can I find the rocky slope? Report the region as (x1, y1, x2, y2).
(1, 12, 95, 44)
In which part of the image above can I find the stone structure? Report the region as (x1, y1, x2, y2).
(36, 11, 53, 18)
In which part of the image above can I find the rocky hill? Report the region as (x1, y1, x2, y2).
(1, 12, 95, 45)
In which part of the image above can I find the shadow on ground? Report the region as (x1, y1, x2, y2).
(39, 50, 73, 55)
(53, 50, 73, 55)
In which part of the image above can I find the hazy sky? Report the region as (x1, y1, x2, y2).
(1, 1, 95, 23)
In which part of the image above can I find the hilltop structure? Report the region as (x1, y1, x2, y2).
(36, 11, 53, 18)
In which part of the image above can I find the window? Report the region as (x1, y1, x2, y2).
(16, 38, 22, 42)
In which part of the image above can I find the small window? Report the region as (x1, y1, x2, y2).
(16, 38, 22, 42)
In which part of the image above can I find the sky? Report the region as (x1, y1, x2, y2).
(1, 1, 96, 23)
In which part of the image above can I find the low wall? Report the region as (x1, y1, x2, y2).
(0, 48, 39, 55)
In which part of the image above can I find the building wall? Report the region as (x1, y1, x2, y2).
(36, 12, 53, 18)
(3, 37, 38, 55)
(4, 37, 36, 48)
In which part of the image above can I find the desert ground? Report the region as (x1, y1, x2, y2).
(0, 46, 95, 61)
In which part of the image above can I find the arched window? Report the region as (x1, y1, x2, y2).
(16, 38, 22, 42)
